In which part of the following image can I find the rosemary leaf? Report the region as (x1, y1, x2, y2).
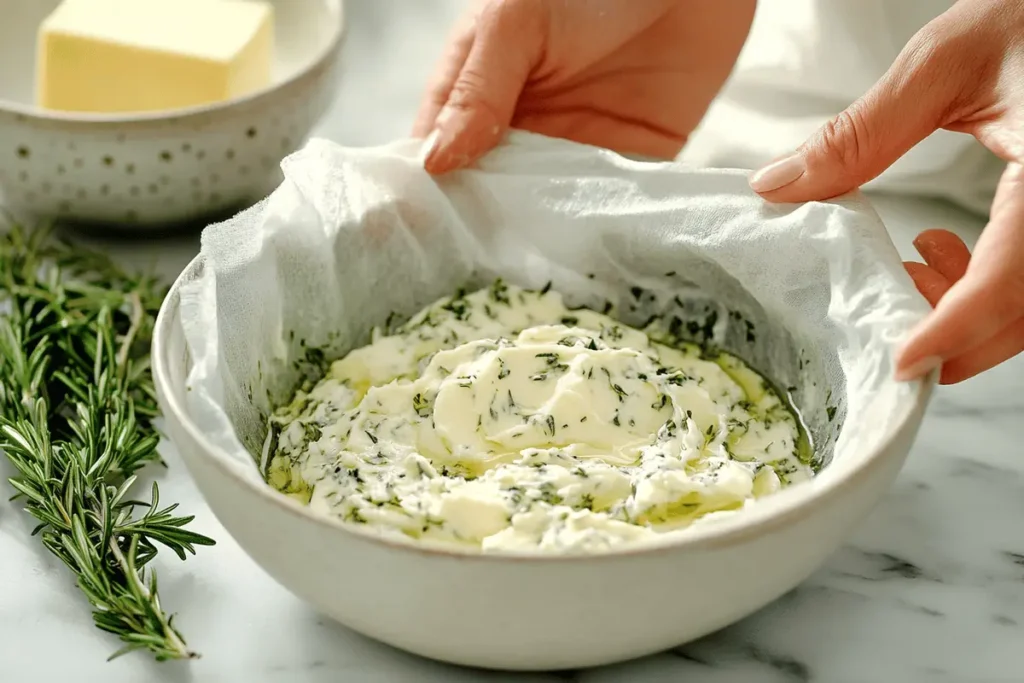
(0, 224, 215, 661)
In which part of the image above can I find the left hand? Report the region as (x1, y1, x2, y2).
(747, 0, 1024, 385)
(413, 0, 754, 174)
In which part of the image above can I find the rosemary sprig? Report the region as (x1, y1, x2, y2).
(0, 225, 215, 661)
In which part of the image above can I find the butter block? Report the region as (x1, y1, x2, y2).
(37, 0, 274, 113)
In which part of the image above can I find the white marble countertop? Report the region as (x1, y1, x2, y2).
(3, 2, 1023, 681)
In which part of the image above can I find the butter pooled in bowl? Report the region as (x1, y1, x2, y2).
(267, 282, 812, 554)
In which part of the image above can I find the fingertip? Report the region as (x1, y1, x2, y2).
(423, 107, 506, 175)
(422, 113, 468, 174)
(893, 353, 942, 382)
(902, 261, 950, 307)
(752, 165, 855, 204)
(911, 229, 971, 282)
(902, 260, 929, 277)
(418, 129, 441, 169)
(422, 130, 475, 176)
(938, 363, 971, 385)
(913, 228, 958, 249)
(748, 154, 805, 195)
(894, 280, 995, 380)
(894, 317, 947, 380)
(914, 229, 969, 256)
(423, 141, 463, 175)
(892, 304, 954, 382)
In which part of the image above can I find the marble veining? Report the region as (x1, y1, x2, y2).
(1, 2, 1021, 682)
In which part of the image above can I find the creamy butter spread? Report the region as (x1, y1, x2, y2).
(268, 281, 812, 553)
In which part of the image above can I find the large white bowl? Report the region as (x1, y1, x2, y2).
(0, 0, 344, 228)
(153, 256, 936, 671)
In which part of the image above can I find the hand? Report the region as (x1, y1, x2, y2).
(747, 0, 1024, 384)
(414, 0, 755, 174)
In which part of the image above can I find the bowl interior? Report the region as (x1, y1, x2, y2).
(154, 254, 934, 561)
(0, 0, 342, 110)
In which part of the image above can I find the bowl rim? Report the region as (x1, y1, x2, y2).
(0, 0, 345, 125)
(153, 255, 937, 563)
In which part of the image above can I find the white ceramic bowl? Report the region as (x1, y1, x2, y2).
(153, 256, 936, 672)
(0, 0, 344, 228)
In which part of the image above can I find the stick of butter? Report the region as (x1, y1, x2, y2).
(37, 0, 275, 113)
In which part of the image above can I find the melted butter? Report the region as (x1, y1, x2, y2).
(268, 281, 813, 554)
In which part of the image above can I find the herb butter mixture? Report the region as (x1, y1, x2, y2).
(268, 281, 812, 553)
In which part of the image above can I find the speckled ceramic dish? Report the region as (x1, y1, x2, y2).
(0, 0, 344, 228)
(153, 258, 938, 672)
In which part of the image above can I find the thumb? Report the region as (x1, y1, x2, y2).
(749, 29, 971, 202)
(422, 3, 541, 175)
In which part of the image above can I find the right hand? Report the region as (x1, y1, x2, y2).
(748, 0, 1024, 384)
(414, 0, 755, 174)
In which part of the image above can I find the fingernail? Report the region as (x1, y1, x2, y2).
(911, 233, 932, 257)
(419, 129, 440, 168)
(894, 355, 942, 382)
(749, 154, 805, 193)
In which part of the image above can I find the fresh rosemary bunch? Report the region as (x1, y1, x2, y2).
(0, 225, 215, 661)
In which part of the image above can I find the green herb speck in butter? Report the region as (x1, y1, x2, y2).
(267, 281, 813, 554)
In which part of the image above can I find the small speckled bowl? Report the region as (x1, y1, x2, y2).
(0, 0, 344, 228)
